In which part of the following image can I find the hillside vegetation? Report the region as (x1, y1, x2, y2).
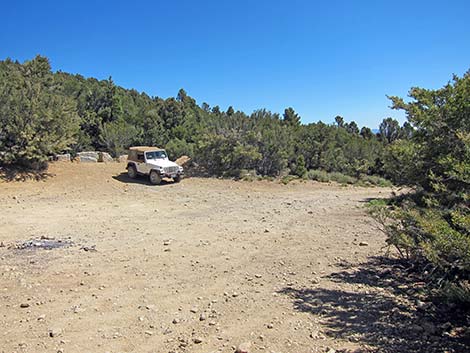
(1, 56, 408, 181)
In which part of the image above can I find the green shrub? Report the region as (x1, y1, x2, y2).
(329, 172, 356, 185)
(359, 174, 393, 187)
(307, 169, 330, 183)
(280, 175, 299, 185)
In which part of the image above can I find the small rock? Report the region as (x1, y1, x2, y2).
(172, 318, 180, 324)
(20, 303, 30, 308)
(267, 323, 274, 329)
(190, 307, 198, 313)
(200, 313, 207, 321)
(49, 328, 62, 338)
(144, 330, 153, 336)
(421, 321, 437, 335)
(235, 342, 251, 353)
(193, 337, 203, 344)
(359, 241, 369, 246)
(311, 298, 323, 306)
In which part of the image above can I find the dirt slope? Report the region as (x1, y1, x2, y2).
(0, 163, 463, 353)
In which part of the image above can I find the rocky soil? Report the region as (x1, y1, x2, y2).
(0, 163, 467, 353)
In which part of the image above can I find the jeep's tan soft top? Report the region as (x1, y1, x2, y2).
(129, 146, 164, 153)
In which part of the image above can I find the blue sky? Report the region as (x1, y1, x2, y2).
(2, 0, 469, 128)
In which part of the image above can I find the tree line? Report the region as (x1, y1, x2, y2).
(0, 56, 411, 181)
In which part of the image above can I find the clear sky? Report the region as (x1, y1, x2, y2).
(2, 0, 469, 128)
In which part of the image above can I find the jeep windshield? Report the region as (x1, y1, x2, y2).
(145, 150, 167, 160)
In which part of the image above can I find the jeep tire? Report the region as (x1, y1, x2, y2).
(128, 165, 137, 179)
(149, 170, 162, 185)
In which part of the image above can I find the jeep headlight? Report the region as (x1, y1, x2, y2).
(179, 166, 184, 172)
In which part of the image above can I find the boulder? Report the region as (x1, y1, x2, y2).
(117, 155, 128, 163)
(79, 156, 97, 163)
(77, 151, 99, 159)
(77, 151, 99, 163)
(55, 154, 71, 162)
(175, 155, 191, 167)
(98, 152, 114, 163)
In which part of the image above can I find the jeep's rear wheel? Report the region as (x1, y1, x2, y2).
(128, 165, 137, 179)
(149, 170, 162, 185)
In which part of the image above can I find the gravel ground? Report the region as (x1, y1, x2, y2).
(0, 163, 467, 353)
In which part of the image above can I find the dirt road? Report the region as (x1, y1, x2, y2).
(0, 163, 462, 353)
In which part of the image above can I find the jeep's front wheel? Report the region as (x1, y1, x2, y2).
(128, 165, 137, 179)
(174, 174, 182, 183)
(149, 170, 162, 185)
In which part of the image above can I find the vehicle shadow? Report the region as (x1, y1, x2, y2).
(278, 256, 469, 352)
(112, 172, 174, 186)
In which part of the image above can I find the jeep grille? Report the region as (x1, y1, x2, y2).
(164, 166, 179, 174)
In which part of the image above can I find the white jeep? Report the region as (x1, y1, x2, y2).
(126, 146, 184, 185)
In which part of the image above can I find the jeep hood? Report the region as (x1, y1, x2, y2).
(147, 159, 180, 168)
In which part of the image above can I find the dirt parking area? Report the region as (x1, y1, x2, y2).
(0, 163, 463, 353)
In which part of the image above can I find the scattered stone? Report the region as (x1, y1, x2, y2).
(190, 307, 198, 313)
(144, 330, 153, 336)
(267, 323, 274, 329)
(200, 313, 207, 321)
(193, 337, 203, 344)
(358, 241, 369, 246)
(20, 303, 30, 308)
(172, 318, 180, 324)
(232, 292, 239, 297)
(254, 274, 262, 278)
(208, 320, 217, 326)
